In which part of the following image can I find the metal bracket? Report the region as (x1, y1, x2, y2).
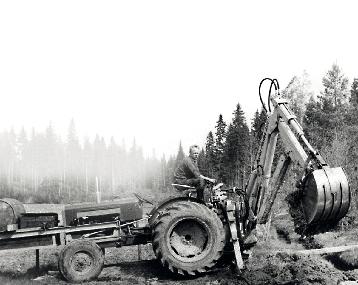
(225, 200, 244, 270)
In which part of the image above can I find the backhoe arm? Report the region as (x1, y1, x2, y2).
(246, 97, 350, 226)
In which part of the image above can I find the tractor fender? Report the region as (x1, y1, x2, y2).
(148, 196, 204, 227)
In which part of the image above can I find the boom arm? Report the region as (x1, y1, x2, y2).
(271, 97, 326, 167)
(246, 96, 350, 226)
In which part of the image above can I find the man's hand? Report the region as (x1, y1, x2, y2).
(207, 178, 216, 184)
(200, 175, 216, 184)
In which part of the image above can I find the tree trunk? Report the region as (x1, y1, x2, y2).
(85, 164, 88, 200)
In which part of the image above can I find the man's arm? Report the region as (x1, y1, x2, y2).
(199, 175, 216, 184)
(184, 157, 216, 184)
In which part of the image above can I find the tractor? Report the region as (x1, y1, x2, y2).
(148, 78, 351, 276)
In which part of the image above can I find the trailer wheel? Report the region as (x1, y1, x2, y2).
(58, 240, 104, 282)
(152, 201, 225, 276)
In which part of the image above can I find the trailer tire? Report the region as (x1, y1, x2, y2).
(58, 240, 104, 283)
(152, 201, 225, 276)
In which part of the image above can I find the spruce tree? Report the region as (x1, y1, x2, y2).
(66, 119, 82, 177)
(223, 123, 236, 185)
(160, 155, 167, 189)
(214, 114, 226, 180)
(350, 79, 358, 106)
(223, 103, 250, 187)
(108, 137, 120, 195)
(83, 137, 93, 200)
(345, 79, 358, 168)
(166, 155, 176, 188)
(198, 149, 209, 177)
(321, 64, 349, 142)
(304, 64, 350, 147)
(321, 64, 349, 107)
(175, 141, 185, 168)
(17, 127, 28, 176)
(93, 135, 107, 189)
(44, 123, 61, 178)
(303, 96, 322, 145)
(250, 108, 267, 163)
(205, 131, 215, 177)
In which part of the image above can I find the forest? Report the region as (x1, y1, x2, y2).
(0, 63, 357, 206)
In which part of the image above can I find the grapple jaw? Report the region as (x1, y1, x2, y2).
(301, 167, 351, 225)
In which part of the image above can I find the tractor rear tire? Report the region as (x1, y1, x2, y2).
(152, 201, 225, 276)
(58, 240, 104, 283)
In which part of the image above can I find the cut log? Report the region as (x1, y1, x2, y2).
(277, 244, 358, 256)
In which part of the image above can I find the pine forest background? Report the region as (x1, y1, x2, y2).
(0, 64, 357, 212)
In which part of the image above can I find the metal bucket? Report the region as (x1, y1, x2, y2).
(301, 167, 351, 224)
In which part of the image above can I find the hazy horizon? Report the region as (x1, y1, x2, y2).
(1, 1, 357, 157)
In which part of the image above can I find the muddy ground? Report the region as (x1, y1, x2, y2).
(2, 221, 358, 285)
(1, 205, 358, 284)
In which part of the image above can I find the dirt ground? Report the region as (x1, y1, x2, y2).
(2, 205, 358, 284)
(2, 224, 358, 285)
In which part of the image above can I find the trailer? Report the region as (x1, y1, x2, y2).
(0, 198, 152, 282)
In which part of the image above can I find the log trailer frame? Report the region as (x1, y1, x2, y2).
(0, 198, 153, 282)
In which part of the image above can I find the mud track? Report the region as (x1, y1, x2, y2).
(2, 212, 358, 284)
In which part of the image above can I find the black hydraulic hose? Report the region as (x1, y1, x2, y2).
(267, 80, 275, 112)
(258, 77, 280, 113)
(259, 78, 271, 113)
(267, 79, 280, 112)
(272, 78, 280, 91)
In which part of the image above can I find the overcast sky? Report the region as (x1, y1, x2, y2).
(0, 1, 356, 158)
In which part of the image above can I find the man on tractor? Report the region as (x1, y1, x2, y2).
(173, 144, 216, 200)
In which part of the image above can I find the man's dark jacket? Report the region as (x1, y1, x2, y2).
(173, 156, 200, 183)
